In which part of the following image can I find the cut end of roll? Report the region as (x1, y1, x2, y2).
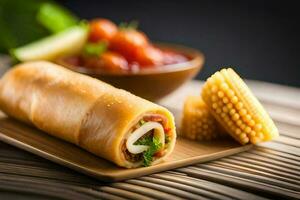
(126, 121, 165, 154)
(122, 113, 175, 167)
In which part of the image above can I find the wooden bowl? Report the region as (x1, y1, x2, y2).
(56, 43, 204, 101)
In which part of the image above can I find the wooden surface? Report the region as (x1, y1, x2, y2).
(0, 111, 251, 182)
(0, 59, 299, 199)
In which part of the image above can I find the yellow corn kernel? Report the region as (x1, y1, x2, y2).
(202, 68, 279, 145)
(181, 96, 225, 141)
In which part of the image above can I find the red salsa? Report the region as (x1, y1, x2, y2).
(64, 18, 190, 73)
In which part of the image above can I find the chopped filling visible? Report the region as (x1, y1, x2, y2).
(134, 132, 162, 166)
(122, 141, 143, 162)
(123, 114, 171, 166)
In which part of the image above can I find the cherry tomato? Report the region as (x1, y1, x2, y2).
(82, 52, 128, 71)
(100, 51, 128, 71)
(110, 29, 149, 61)
(135, 46, 163, 66)
(82, 56, 102, 69)
(89, 19, 118, 42)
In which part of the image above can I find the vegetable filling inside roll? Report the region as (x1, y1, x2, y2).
(124, 114, 171, 166)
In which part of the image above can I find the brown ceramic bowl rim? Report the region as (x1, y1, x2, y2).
(56, 42, 204, 76)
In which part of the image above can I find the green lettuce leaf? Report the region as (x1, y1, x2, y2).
(143, 136, 162, 166)
(135, 133, 162, 167)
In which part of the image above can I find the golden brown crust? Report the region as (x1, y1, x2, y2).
(0, 61, 176, 168)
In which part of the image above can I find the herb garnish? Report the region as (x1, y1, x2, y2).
(83, 41, 107, 57)
(135, 134, 162, 167)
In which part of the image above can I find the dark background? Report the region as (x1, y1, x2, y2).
(60, 0, 300, 87)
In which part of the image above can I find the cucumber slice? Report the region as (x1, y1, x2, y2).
(12, 25, 88, 61)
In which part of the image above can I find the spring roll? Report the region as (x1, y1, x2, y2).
(0, 61, 176, 168)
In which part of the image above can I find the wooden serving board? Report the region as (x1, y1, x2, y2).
(0, 114, 251, 182)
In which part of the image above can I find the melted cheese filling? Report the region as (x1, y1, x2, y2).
(126, 122, 165, 154)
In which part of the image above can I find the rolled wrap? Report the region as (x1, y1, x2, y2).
(0, 61, 176, 168)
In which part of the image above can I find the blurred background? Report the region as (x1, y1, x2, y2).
(1, 0, 299, 86)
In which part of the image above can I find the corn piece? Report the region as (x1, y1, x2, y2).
(201, 68, 279, 144)
(181, 96, 226, 141)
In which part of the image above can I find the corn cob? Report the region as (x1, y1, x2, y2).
(181, 96, 226, 141)
(201, 68, 279, 145)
